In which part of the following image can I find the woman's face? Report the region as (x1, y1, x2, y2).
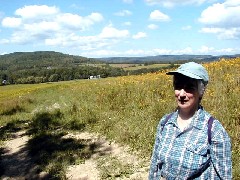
(173, 75, 200, 111)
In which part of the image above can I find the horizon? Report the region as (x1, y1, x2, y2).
(0, 0, 240, 58)
(1, 50, 239, 59)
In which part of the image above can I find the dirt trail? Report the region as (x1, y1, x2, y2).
(65, 132, 149, 179)
(0, 131, 48, 180)
(0, 131, 149, 180)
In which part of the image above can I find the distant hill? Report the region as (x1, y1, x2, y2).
(1, 52, 239, 68)
(1, 51, 239, 84)
(0, 51, 124, 84)
(0, 51, 100, 71)
(97, 54, 240, 63)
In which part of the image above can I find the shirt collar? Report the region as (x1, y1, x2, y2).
(190, 108, 207, 130)
(164, 107, 207, 130)
(164, 111, 178, 127)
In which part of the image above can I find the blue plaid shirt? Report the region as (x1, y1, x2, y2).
(149, 108, 232, 180)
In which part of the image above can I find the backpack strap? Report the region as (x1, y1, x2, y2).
(207, 116, 222, 179)
(161, 113, 174, 132)
(187, 116, 215, 179)
(208, 116, 214, 145)
(162, 114, 214, 142)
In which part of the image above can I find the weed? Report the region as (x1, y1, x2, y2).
(97, 156, 134, 179)
(0, 58, 239, 179)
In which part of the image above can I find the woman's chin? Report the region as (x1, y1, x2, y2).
(177, 101, 191, 109)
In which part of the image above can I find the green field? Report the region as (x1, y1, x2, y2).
(0, 58, 239, 179)
(109, 63, 171, 71)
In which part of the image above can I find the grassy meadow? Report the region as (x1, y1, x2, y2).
(109, 63, 170, 71)
(0, 58, 239, 179)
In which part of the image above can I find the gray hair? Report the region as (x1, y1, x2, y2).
(198, 80, 206, 98)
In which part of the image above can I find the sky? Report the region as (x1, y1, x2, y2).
(0, 0, 240, 58)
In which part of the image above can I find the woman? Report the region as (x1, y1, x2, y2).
(149, 62, 232, 179)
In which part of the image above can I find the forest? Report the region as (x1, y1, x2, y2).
(0, 51, 176, 85)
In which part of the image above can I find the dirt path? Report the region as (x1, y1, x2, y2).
(65, 132, 149, 179)
(0, 131, 149, 180)
(0, 131, 48, 180)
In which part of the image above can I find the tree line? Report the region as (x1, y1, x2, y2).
(1, 65, 127, 84)
(0, 51, 177, 85)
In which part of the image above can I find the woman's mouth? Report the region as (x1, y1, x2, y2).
(178, 99, 188, 104)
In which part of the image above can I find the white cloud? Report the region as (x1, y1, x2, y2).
(82, 49, 153, 57)
(56, 13, 83, 28)
(1, 4, 129, 52)
(87, 12, 104, 22)
(0, 5, 104, 45)
(1, 3, 238, 58)
(2, 17, 22, 27)
(0, 52, 8, 55)
(125, 49, 149, 56)
(198, 45, 238, 54)
(174, 47, 194, 54)
(152, 46, 238, 55)
(198, 45, 215, 54)
(224, 0, 240, 6)
(149, 10, 170, 21)
(45, 28, 126, 51)
(200, 27, 240, 39)
(97, 47, 194, 57)
(10, 31, 34, 44)
(148, 24, 158, 29)
(43, 25, 130, 51)
(0, 39, 9, 44)
(25, 21, 60, 33)
(46, 33, 96, 48)
(15, 5, 59, 19)
(152, 48, 172, 55)
(215, 48, 238, 54)
(145, 0, 209, 7)
(199, 2, 240, 27)
(114, 10, 132, 16)
(132, 32, 147, 39)
(82, 50, 121, 57)
(199, 0, 240, 39)
(81, 45, 239, 58)
(56, 12, 103, 30)
(99, 26, 129, 38)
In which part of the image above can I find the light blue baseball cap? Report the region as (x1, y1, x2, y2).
(166, 62, 209, 85)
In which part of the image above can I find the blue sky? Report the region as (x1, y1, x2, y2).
(0, 0, 239, 58)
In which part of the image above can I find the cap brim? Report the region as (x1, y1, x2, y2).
(166, 70, 202, 80)
(166, 71, 177, 75)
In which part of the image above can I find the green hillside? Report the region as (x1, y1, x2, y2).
(0, 51, 176, 84)
(0, 51, 98, 71)
(0, 51, 125, 84)
(1, 51, 239, 85)
(0, 58, 239, 179)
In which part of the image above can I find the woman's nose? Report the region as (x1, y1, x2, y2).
(179, 89, 186, 96)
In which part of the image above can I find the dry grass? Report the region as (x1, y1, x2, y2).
(0, 58, 239, 179)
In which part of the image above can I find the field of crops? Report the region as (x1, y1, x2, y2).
(0, 58, 239, 179)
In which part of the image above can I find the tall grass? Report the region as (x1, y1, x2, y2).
(0, 58, 239, 179)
